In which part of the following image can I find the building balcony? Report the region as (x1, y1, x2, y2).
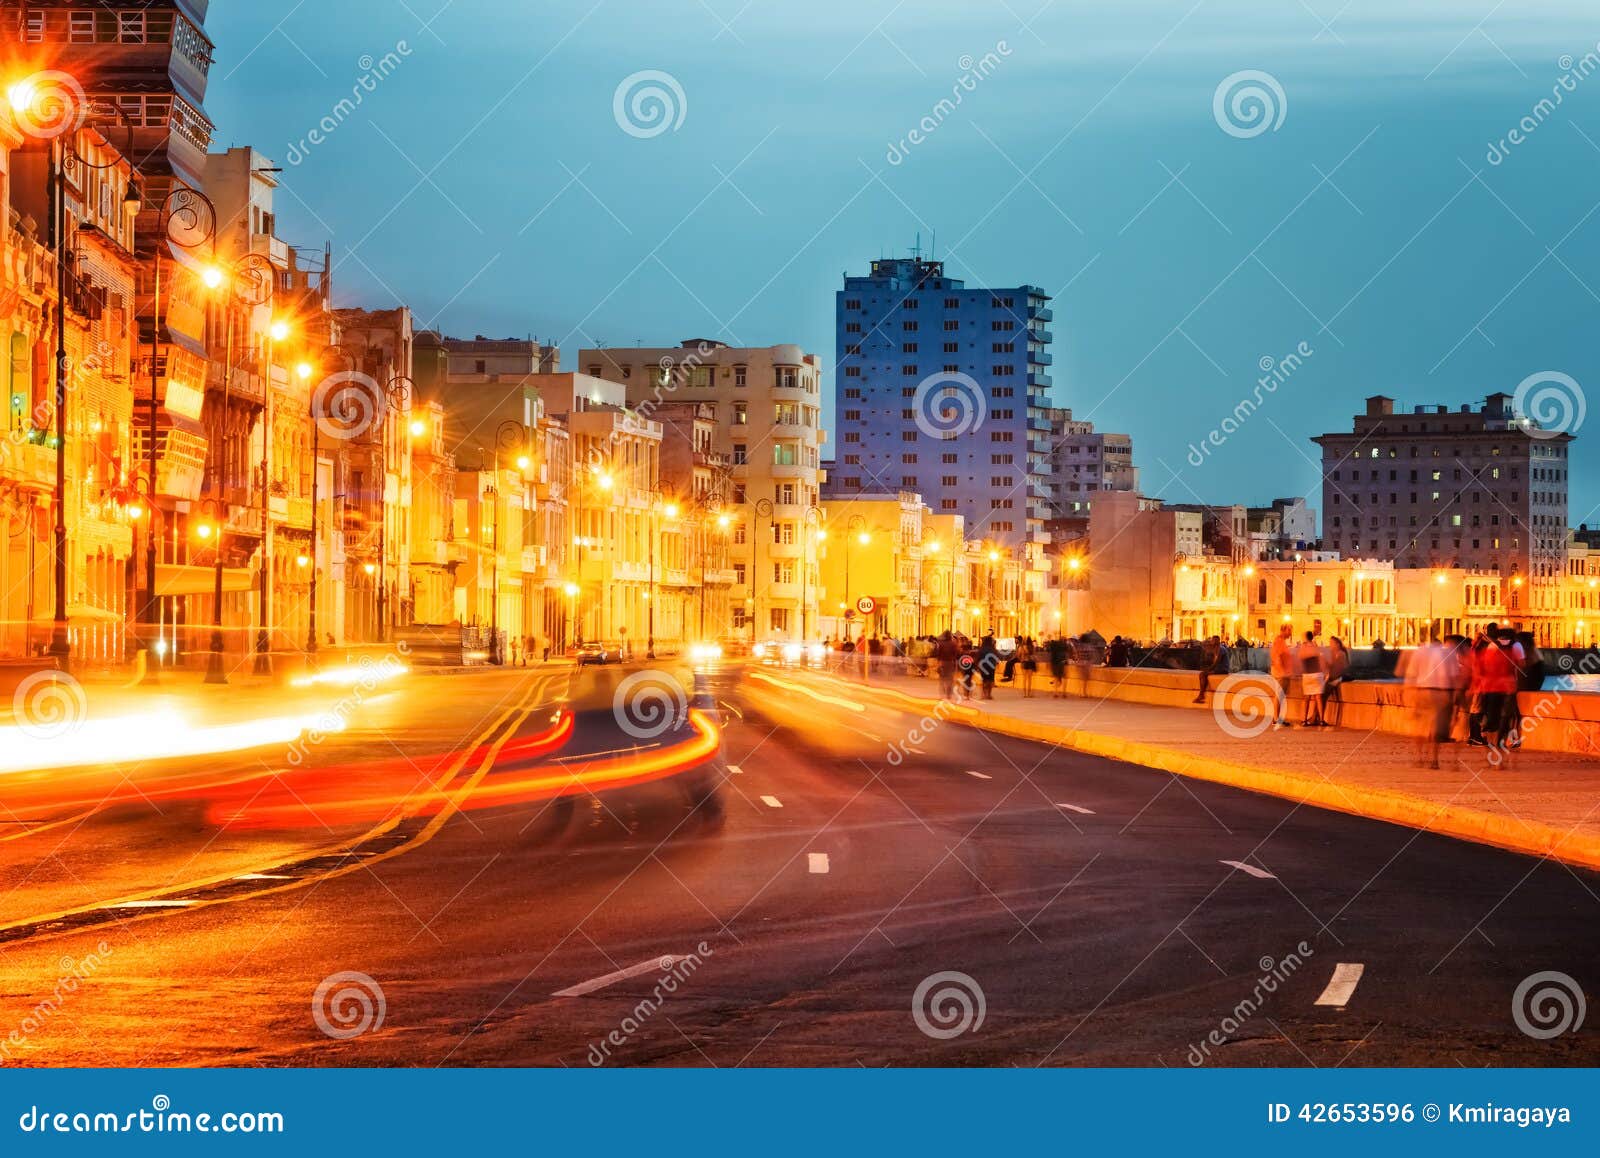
(1030, 327, 1053, 344)
(769, 423, 815, 440)
(1028, 438, 1053, 455)
(0, 441, 58, 491)
(769, 462, 812, 480)
(1028, 306, 1053, 323)
(1027, 368, 1052, 388)
(1033, 351, 1054, 365)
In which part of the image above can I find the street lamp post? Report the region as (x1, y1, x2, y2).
(301, 351, 355, 662)
(646, 489, 679, 660)
(253, 316, 291, 674)
(374, 376, 415, 644)
(752, 498, 774, 647)
(202, 252, 274, 685)
(483, 483, 501, 664)
(800, 505, 820, 642)
(143, 188, 217, 681)
(843, 514, 867, 642)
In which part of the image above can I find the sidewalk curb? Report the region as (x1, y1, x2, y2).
(814, 671, 1600, 874)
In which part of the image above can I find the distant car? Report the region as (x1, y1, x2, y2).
(575, 642, 613, 665)
(751, 640, 828, 668)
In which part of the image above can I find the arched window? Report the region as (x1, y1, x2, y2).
(1337, 579, 1347, 604)
(1257, 578, 1267, 604)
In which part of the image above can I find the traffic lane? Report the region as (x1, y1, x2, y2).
(0, 665, 994, 1066)
(1, 668, 1595, 1067)
(730, 671, 1600, 1064)
(0, 740, 769, 1065)
(0, 670, 551, 930)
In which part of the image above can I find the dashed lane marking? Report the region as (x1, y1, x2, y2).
(808, 853, 830, 874)
(761, 795, 784, 809)
(1315, 963, 1365, 1008)
(107, 900, 197, 909)
(728, 764, 744, 775)
(965, 771, 993, 780)
(1220, 859, 1276, 880)
(553, 955, 684, 998)
(1055, 803, 1095, 815)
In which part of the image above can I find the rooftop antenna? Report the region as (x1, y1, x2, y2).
(913, 231, 921, 261)
(931, 229, 936, 261)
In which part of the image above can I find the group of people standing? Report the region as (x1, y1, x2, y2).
(1265, 625, 1354, 728)
(1399, 624, 1545, 768)
(905, 630, 1105, 703)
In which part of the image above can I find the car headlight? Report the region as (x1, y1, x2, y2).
(808, 644, 826, 662)
(782, 643, 802, 662)
(753, 644, 768, 658)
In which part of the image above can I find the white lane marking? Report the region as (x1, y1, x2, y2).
(1056, 803, 1095, 815)
(233, 873, 295, 881)
(553, 955, 683, 998)
(108, 900, 196, 909)
(1315, 963, 1366, 1008)
(965, 770, 993, 780)
(1220, 859, 1276, 880)
(761, 795, 784, 808)
(728, 764, 744, 775)
(808, 853, 830, 874)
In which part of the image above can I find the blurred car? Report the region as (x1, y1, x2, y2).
(688, 642, 724, 663)
(575, 642, 614, 665)
(752, 640, 828, 668)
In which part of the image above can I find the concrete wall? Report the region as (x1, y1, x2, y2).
(1063, 665, 1600, 758)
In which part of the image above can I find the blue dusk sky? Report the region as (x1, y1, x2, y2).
(207, 0, 1600, 524)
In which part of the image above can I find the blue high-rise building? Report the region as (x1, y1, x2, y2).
(833, 257, 1055, 552)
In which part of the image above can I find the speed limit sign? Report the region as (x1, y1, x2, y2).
(856, 596, 876, 616)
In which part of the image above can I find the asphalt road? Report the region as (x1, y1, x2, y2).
(0, 659, 1595, 1067)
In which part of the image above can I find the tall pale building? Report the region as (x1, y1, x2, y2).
(580, 340, 825, 640)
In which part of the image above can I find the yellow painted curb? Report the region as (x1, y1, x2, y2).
(813, 671, 1600, 872)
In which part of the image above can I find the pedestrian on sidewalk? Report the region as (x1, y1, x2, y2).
(1269, 623, 1300, 729)
(1018, 637, 1038, 698)
(1324, 636, 1350, 726)
(1510, 631, 1545, 751)
(1400, 631, 1462, 769)
(1296, 631, 1327, 726)
(1193, 635, 1229, 703)
(1466, 627, 1492, 745)
(1476, 627, 1525, 762)
(978, 633, 998, 700)
(1047, 635, 1069, 697)
(935, 631, 958, 701)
